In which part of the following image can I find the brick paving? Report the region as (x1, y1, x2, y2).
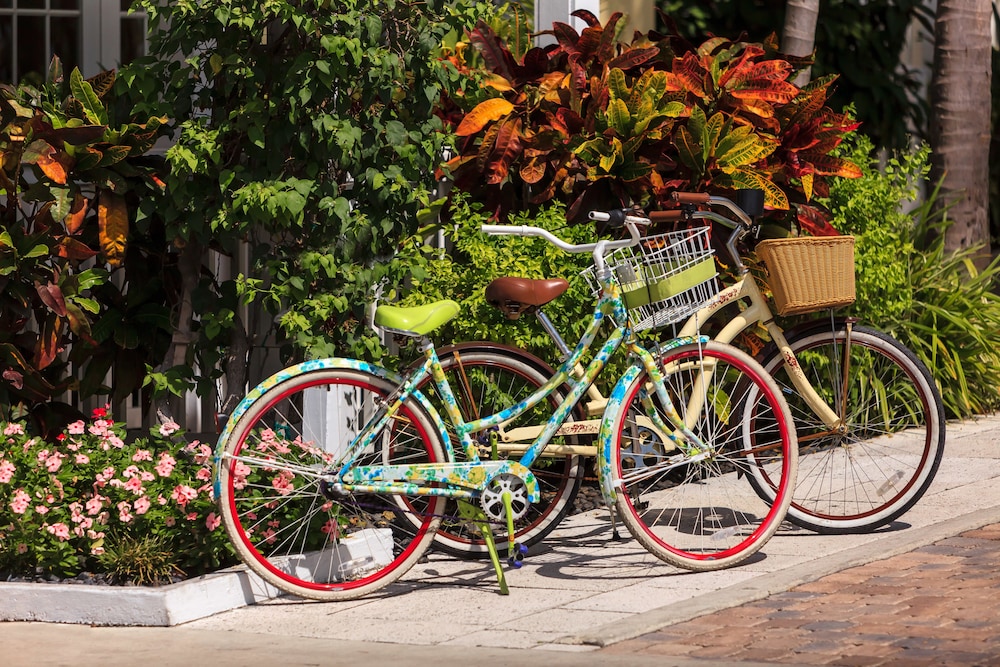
(599, 523, 1000, 666)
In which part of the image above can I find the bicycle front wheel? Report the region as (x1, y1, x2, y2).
(418, 346, 585, 558)
(217, 367, 447, 601)
(611, 341, 797, 571)
(753, 322, 945, 533)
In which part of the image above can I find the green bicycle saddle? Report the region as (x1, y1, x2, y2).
(374, 300, 461, 336)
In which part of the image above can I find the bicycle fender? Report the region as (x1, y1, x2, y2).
(596, 363, 644, 506)
(212, 358, 451, 494)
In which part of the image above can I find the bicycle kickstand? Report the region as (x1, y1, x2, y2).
(456, 500, 509, 595)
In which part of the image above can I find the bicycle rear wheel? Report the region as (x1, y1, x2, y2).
(217, 367, 447, 601)
(418, 345, 585, 558)
(611, 341, 797, 571)
(752, 322, 945, 533)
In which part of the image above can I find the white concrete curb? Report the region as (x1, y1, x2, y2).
(0, 566, 282, 626)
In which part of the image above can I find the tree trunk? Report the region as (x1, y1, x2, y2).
(782, 0, 821, 86)
(928, 0, 993, 266)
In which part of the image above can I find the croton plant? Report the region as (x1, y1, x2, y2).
(441, 10, 861, 233)
(0, 57, 170, 434)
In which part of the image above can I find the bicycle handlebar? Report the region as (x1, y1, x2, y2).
(482, 210, 646, 255)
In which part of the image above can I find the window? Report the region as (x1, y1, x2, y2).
(0, 0, 146, 83)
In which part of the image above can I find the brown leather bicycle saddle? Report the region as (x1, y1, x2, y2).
(485, 277, 569, 320)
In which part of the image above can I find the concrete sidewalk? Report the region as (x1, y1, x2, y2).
(3, 414, 1000, 666)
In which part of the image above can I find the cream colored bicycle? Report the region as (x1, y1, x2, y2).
(428, 189, 944, 557)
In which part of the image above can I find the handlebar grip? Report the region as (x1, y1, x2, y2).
(589, 209, 627, 226)
(671, 192, 711, 204)
(647, 210, 685, 223)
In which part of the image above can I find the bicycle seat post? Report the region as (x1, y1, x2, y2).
(534, 308, 572, 362)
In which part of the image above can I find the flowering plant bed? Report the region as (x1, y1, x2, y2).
(0, 408, 235, 585)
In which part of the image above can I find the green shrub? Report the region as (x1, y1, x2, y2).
(821, 136, 1000, 418)
(819, 133, 922, 323)
(399, 196, 595, 360)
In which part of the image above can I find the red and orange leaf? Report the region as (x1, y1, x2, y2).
(570, 8, 601, 27)
(807, 154, 863, 178)
(551, 22, 581, 55)
(596, 12, 622, 62)
(483, 74, 513, 92)
(34, 316, 62, 371)
(485, 117, 523, 184)
(607, 47, 659, 72)
(455, 98, 514, 137)
(468, 23, 514, 80)
(64, 194, 89, 234)
(520, 156, 546, 184)
(577, 26, 602, 57)
(729, 80, 798, 104)
(35, 281, 68, 317)
(56, 237, 99, 260)
(476, 122, 502, 170)
(98, 190, 128, 267)
(797, 203, 841, 237)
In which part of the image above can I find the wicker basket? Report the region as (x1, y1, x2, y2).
(755, 236, 856, 316)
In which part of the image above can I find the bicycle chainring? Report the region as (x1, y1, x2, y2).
(480, 473, 530, 523)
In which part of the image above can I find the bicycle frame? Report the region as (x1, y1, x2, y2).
(305, 259, 705, 505)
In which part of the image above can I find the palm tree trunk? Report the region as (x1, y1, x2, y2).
(782, 0, 821, 86)
(929, 0, 993, 264)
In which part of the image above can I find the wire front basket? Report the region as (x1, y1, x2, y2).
(584, 226, 719, 332)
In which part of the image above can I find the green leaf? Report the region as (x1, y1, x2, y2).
(606, 98, 630, 135)
(70, 67, 108, 125)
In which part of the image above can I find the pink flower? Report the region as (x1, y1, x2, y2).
(10, 489, 30, 514)
(17, 543, 28, 554)
(0, 460, 15, 483)
(186, 512, 198, 521)
(75, 453, 90, 465)
(3, 422, 24, 436)
(196, 468, 211, 482)
(171, 484, 198, 507)
(122, 465, 140, 478)
(86, 496, 104, 515)
(271, 471, 294, 496)
(132, 449, 152, 462)
(67, 420, 86, 435)
(90, 546, 105, 556)
(133, 496, 151, 515)
(104, 435, 125, 449)
(164, 516, 176, 527)
(233, 461, 251, 490)
(140, 471, 155, 482)
(205, 512, 221, 531)
(159, 420, 180, 437)
(124, 476, 144, 495)
(155, 453, 176, 477)
(46, 523, 70, 541)
(45, 453, 63, 472)
(88, 419, 111, 437)
(35, 504, 49, 515)
(117, 501, 133, 523)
